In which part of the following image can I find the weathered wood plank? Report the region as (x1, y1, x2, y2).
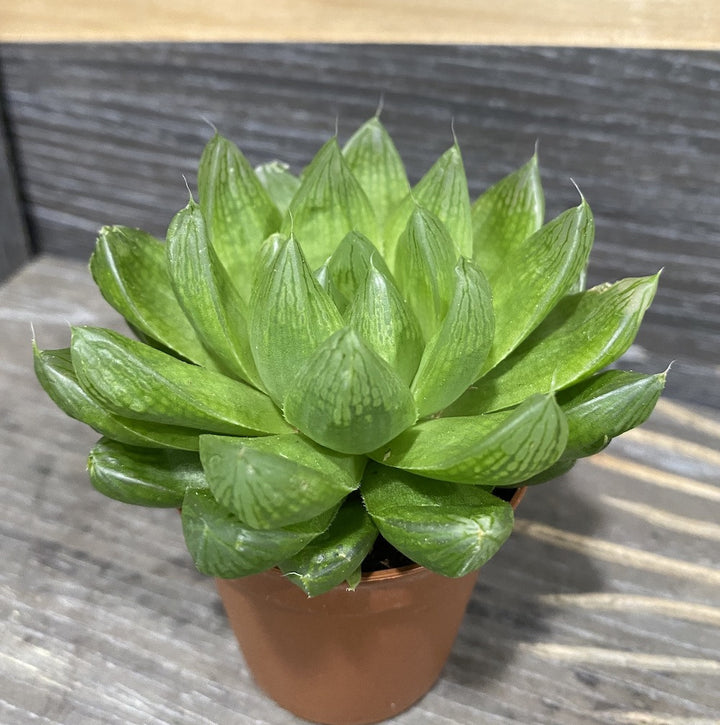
(1, 0, 719, 48)
(1, 256, 719, 724)
(0, 44, 717, 390)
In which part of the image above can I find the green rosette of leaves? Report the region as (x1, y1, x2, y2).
(34, 115, 665, 596)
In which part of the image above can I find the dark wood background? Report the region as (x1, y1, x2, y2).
(0, 44, 718, 408)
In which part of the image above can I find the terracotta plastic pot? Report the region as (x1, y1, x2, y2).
(216, 487, 526, 725)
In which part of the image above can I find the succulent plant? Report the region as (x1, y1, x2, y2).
(34, 115, 665, 597)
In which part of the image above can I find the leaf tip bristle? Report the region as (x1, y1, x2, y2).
(200, 115, 218, 135)
(569, 178, 586, 204)
(374, 93, 385, 119)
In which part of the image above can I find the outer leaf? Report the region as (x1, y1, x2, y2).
(88, 438, 205, 507)
(521, 458, 577, 486)
(361, 464, 514, 577)
(385, 141, 472, 265)
(181, 488, 339, 579)
(255, 160, 300, 214)
(394, 207, 457, 341)
(326, 231, 394, 308)
(283, 137, 378, 269)
(166, 200, 262, 388)
(451, 274, 660, 414)
(71, 326, 290, 436)
(198, 133, 281, 299)
(346, 264, 423, 385)
(372, 394, 567, 486)
(199, 433, 361, 529)
(342, 116, 410, 226)
(471, 154, 544, 280)
(411, 258, 494, 417)
(89, 225, 219, 369)
(279, 497, 378, 597)
(249, 236, 344, 403)
(283, 328, 418, 455)
(33, 346, 201, 450)
(557, 369, 667, 459)
(482, 199, 595, 373)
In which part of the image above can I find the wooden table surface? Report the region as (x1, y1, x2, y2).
(2, 0, 720, 48)
(1, 255, 719, 724)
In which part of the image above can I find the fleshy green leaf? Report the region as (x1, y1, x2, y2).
(88, 438, 205, 507)
(385, 141, 472, 265)
(199, 433, 361, 529)
(71, 326, 290, 436)
(346, 264, 423, 385)
(372, 394, 567, 486)
(482, 199, 595, 373)
(450, 274, 660, 414)
(342, 116, 410, 227)
(181, 488, 338, 578)
(283, 328, 418, 455)
(249, 236, 344, 403)
(557, 369, 667, 459)
(361, 464, 514, 577)
(255, 160, 300, 214)
(411, 257, 494, 417)
(33, 345, 201, 450)
(198, 133, 282, 300)
(280, 497, 378, 597)
(166, 200, 262, 388)
(326, 231, 394, 309)
(521, 458, 577, 486)
(394, 207, 457, 341)
(471, 154, 544, 280)
(283, 137, 378, 269)
(89, 226, 219, 370)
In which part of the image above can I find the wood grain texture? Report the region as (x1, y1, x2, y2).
(1, 43, 718, 406)
(1, 255, 719, 724)
(2, 0, 720, 48)
(0, 106, 30, 282)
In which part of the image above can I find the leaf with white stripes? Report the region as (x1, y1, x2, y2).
(361, 463, 514, 577)
(371, 394, 567, 487)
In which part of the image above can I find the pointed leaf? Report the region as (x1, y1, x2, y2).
(166, 200, 262, 388)
(283, 137, 378, 269)
(385, 142, 472, 265)
(394, 206, 457, 341)
(71, 326, 290, 436)
(314, 261, 348, 311)
(342, 116, 410, 226)
(372, 394, 567, 486)
(255, 160, 300, 214)
(89, 225, 219, 369)
(181, 488, 338, 578)
(88, 438, 205, 507)
(451, 274, 660, 414)
(326, 230, 393, 307)
(482, 199, 595, 372)
(33, 345, 201, 450)
(283, 328, 417, 455)
(249, 236, 344, 402)
(472, 154, 544, 280)
(411, 258, 494, 417)
(347, 264, 423, 385)
(361, 464, 514, 577)
(558, 369, 667, 459)
(200, 433, 361, 529)
(198, 133, 282, 299)
(279, 497, 378, 597)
